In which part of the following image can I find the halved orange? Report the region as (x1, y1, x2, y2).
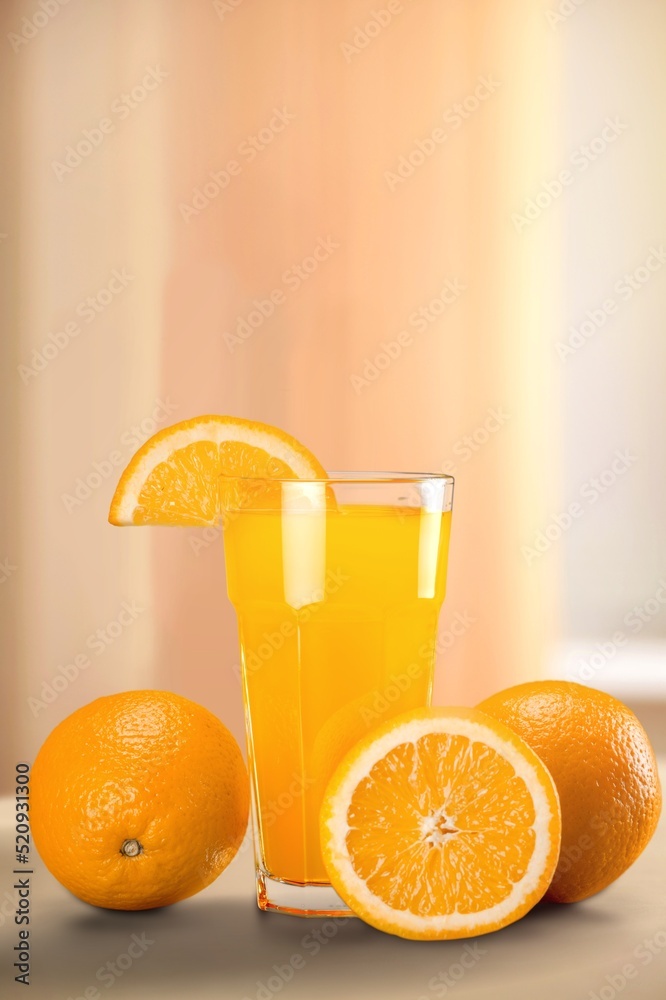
(320, 707, 561, 940)
(108, 415, 327, 525)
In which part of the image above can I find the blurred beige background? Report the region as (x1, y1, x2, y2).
(1, 0, 665, 784)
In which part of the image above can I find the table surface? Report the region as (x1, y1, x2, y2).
(1, 765, 665, 1000)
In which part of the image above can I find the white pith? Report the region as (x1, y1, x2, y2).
(114, 419, 321, 523)
(323, 713, 557, 933)
(420, 808, 459, 845)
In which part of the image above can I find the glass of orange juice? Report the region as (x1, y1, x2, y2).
(222, 472, 454, 916)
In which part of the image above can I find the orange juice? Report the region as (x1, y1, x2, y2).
(223, 489, 452, 895)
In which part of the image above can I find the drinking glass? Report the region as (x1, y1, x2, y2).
(222, 472, 454, 916)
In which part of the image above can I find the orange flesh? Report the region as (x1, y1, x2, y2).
(346, 734, 536, 915)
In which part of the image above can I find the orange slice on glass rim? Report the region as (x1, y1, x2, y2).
(108, 415, 327, 526)
(320, 707, 561, 940)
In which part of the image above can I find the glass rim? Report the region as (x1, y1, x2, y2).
(220, 470, 455, 485)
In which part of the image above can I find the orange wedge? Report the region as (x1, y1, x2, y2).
(320, 707, 561, 940)
(108, 415, 327, 525)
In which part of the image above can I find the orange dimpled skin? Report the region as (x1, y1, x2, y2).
(478, 681, 662, 903)
(31, 691, 250, 910)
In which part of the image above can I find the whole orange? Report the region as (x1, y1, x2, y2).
(31, 690, 249, 910)
(478, 681, 661, 903)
